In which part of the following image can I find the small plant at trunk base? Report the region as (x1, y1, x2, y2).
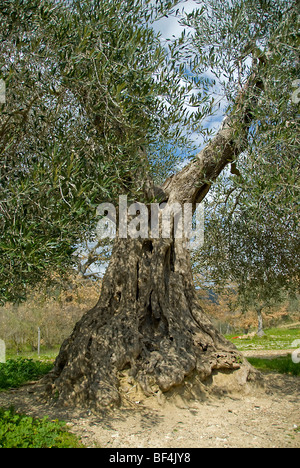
(0, 407, 84, 448)
(0, 359, 53, 391)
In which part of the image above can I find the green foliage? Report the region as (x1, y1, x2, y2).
(1, 0, 299, 304)
(0, 358, 53, 390)
(226, 327, 300, 351)
(0, 0, 199, 303)
(0, 406, 84, 448)
(190, 0, 299, 310)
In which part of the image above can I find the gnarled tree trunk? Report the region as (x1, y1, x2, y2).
(45, 235, 259, 409)
(43, 106, 263, 409)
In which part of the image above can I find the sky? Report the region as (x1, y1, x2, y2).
(151, 0, 226, 150)
(151, 0, 199, 40)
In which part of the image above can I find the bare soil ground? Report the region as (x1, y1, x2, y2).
(0, 370, 299, 448)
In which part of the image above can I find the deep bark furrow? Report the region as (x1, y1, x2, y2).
(43, 236, 261, 409)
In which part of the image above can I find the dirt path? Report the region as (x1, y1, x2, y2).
(0, 372, 299, 448)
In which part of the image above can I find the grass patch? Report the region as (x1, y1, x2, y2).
(0, 358, 53, 391)
(247, 356, 300, 376)
(0, 406, 84, 448)
(226, 328, 300, 352)
(6, 349, 59, 361)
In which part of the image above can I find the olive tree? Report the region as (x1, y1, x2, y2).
(1, 0, 298, 408)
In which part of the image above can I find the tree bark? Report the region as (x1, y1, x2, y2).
(44, 235, 260, 409)
(43, 75, 264, 409)
(257, 308, 265, 337)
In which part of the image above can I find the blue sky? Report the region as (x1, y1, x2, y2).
(151, 1, 227, 151)
(151, 0, 198, 39)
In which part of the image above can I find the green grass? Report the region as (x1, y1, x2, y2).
(247, 356, 300, 376)
(6, 348, 60, 361)
(226, 327, 300, 376)
(226, 328, 300, 352)
(0, 406, 84, 448)
(0, 332, 298, 448)
(0, 358, 85, 448)
(0, 358, 53, 391)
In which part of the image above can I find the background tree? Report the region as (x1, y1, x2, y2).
(191, 0, 299, 335)
(192, 182, 299, 335)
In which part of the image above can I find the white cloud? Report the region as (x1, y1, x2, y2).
(152, 1, 201, 40)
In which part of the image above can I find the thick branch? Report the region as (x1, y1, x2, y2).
(163, 115, 238, 207)
(163, 70, 264, 208)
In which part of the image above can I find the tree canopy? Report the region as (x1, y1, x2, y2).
(0, 0, 199, 302)
(190, 0, 299, 309)
(0, 0, 299, 304)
